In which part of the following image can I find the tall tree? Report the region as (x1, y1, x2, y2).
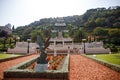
(12, 25, 15, 32)
(31, 30, 44, 42)
(73, 28, 85, 42)
(93, 27, 108, 41)
(0, 30, 8, 37)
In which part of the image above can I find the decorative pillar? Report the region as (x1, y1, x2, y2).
(82, 39, 86, 54)
(54, 48, 57, 56)
(27, 39, 31, 54)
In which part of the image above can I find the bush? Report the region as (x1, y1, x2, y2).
(7, 43, 15, 49)
(0, 47, 8, 52)
(110, 48, 118, 52)
(104, 44, 118, 52)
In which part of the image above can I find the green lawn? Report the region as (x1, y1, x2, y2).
(0, 53, 22, 59)
(88, 53, 120, 65)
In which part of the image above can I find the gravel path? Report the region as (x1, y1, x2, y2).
(0, 54, 39, 80)
(69, 54, 120, 80)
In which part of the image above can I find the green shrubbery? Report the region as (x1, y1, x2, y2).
(105, 44, 119, 52)
(0, 37, 15, 52)
(0, 47, 8, 52)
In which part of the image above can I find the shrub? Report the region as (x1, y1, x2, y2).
(0, 47, 8, 52)
(110, 48, 118, 52)
(104, 44, 118, 52)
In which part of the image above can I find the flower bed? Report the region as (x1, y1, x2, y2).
(4, 54, 69, 79)
(27, 55, 65, 70)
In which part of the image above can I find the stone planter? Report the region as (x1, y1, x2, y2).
(4, 54, 70, 79)
(34, 64, 48, 72)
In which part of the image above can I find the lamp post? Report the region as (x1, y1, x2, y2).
(27, 39, 31, 54)
(82, 39, 86, 54)
(9, 37, 12, 47)
(14, 35, 17, 45)
(3, 37, 6, 48)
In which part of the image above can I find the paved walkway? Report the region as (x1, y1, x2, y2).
(69, 54, 120, 80)
(0, 54, 39, 80)
(1, 54, 120, 80)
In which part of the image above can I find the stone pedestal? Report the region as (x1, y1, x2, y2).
(35, 52, 48, 72)
(54, 49, 57, 56)
(35, 64, 48, 72)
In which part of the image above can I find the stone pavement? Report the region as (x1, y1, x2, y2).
(69, 54, 120, 80)
(1, 54, 120, 80)
(0, 54, 39, 80)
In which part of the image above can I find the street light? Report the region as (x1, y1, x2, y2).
(3, 37, 7, 48)
(82, 39, 86, 54)
(27, 39, 31, 54)
(9, 37, 12, 47)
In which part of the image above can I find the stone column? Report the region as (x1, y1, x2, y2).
(68, 46, 70, 54)
(54, 48, 57, 56)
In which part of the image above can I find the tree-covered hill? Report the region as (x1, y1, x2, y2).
(14, 6, 120, 41)
(82, 6, 120, 31)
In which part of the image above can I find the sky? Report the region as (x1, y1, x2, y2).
(0, 0, 120, 28)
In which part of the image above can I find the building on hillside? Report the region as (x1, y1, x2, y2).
(50, 18, 73, 46)
(53, 18, 66, 32)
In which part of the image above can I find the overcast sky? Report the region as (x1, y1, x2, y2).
(0, 0, 120, 27)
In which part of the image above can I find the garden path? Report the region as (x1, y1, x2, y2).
(1, 54, 120, 80)
(0, 54, 39, 80)
(69, 54, 120, 80)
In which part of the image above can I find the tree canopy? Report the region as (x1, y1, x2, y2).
(13, 6, 120, 44)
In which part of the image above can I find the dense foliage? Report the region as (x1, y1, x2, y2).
(13, 6, 120, 46)
(0, 37, 16, 52)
